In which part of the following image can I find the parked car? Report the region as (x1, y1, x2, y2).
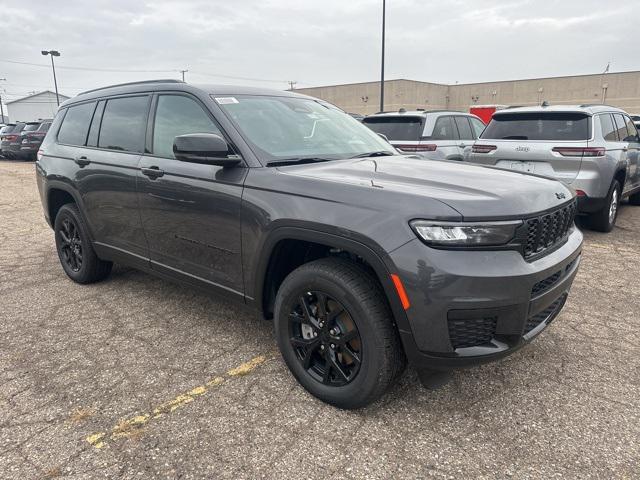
(19, 120, 52, 160)
(630, 114, 640, 130)
(1, 122, 27, 159)
(466, 105, 640, 232)
(36, 80, 582, 408)
(362, 109, 486, 160)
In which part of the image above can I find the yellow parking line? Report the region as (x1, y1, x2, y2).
(86, 354, 268, 449)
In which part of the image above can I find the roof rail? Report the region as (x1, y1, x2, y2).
(78, 79, 184, 96)
(579, 103, 617, 109)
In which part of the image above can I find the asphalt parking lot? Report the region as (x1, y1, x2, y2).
(1, 161, 639, 479)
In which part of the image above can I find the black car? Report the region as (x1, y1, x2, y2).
(1, 122, 40, 159)
(18, 120, 52, 160)
(36, 80, 583, 408)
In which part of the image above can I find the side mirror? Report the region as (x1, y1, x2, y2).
(173, 133, 241, 167)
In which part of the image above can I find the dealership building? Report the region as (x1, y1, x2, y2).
(294, 70, 640, 116)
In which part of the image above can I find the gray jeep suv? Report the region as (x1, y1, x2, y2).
(466, 105, 640, 232)
(36, 80, 582, 408)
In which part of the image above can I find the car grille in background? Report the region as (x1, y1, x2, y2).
(448, 316, 497, 349)
(531, 270, 561, 297)
(524, 294, 567, 335)
(523, 201, 577, 259)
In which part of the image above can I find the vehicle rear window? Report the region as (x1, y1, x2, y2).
(98, 96, 149, 152)
(58, 102, 96, 146)
(0, 125, 15, 134)
(23, 123, 40, 132)
(363, 116, 424, 141)
(481, 112, 591, 141)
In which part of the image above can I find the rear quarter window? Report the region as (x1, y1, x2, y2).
(57, 102, 97, 146)
(363, 116, 424, 141)
(481, 112, 591, 141)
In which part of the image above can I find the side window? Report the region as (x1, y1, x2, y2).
(432, 116, 457, 140)
(469, 117, 485, 138)
(152, 95, 222, 158)
(612, 114, 628, 142)
(98, 96, 149, 152)
(623, 116, 638, 141)
(86, 100, 105, 147)
(454, 116, 474, 140)
(600, 114, 617, 141)
(57, 102, 96, 146)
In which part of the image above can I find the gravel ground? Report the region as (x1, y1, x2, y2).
(0, 160, 638, 479)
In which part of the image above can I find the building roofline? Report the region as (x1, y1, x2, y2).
(294, 69, 640, 91)
(6, 90, 70, 105)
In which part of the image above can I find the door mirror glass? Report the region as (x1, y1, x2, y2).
(173, 133, 240, 167)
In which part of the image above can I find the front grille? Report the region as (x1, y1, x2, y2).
(524, 294, 567, 335)
(531, 270, 561, 297)
(448, 316, 497, 349)
(523, 201, 577, 259)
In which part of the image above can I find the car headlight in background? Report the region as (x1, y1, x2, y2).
(410, 220, 522, 247)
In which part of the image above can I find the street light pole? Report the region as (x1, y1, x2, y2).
(41, 50, 61, 106)
(380, 0, 386, 113)
(0, 78, 6, 123)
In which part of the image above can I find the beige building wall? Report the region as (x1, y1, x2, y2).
(295, 71, 640, 115)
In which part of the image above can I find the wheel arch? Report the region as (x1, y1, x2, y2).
(45, 181, 94, 239)
(253, 226, 411, 334)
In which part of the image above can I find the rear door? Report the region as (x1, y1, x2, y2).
(423, 115, 461, 160)
(453, 116, 475, 159)
(66, 95, 151, 267)
(617, 114, 640, 191)
(137, 92, 247, 298)
(469, 111, 591, 183)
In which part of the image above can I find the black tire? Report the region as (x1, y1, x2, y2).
(54, 203, 112, 284)
(587, 180, 620, 232)
(629, 189, 640, 206)
(274, 257, 405, 409)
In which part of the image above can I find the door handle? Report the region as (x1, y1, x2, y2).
(141, 166, 165, 179)
(74, 155, 90, 167)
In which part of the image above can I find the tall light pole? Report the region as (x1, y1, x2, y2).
(41, 50, 61, 106)
(179, 69, 188, 81)
(380, 0, 386, 113)
(0, 78, 6, 123)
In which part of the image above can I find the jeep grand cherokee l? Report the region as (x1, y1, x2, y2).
(36, 80, 583, 409)
(466, 105, 640, 232)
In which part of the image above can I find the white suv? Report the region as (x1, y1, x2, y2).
(362, 110, 486, 161)
(466, 105, 640, 232)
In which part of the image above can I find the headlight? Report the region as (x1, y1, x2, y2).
(410, 220, 522, 247)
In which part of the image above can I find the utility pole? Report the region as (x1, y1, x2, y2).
(41, 50, 61, 106)
(288, 80, 297, 90)
(380, 0, 386, 113)
(0, 78, 5, 123)
(179, 69, 188, 81)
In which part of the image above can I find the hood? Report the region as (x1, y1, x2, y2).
(279, 156, 574, 221)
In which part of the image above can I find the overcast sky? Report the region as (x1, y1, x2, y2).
(0, 0, 636, 103)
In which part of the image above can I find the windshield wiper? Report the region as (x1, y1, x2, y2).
(349, 151, 395, 158)
(266, 157, 333, 167)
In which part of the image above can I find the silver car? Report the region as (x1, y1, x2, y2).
(362, 109, 486, 161)
(466, 105, 640, 232)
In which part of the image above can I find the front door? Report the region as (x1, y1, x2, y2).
(136, 93, 247, 298)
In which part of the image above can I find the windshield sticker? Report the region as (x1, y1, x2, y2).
(215, 97, 239, 104)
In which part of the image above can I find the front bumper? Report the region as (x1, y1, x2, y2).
(389, 226, 583, 370)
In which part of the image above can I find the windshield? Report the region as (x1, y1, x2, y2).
(481, 112, 591, 141)
(362, 116, 424, 141)
(215, 95, 395, 162)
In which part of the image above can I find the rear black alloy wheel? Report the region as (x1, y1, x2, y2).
(58, 217, 83, 272)
(289, 291, 362, 387)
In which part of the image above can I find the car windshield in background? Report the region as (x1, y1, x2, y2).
(362, 116, 424, 141)
(215, 95, 394, 162)
(481, 112, 591, 141)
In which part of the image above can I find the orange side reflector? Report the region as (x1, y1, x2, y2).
(390, 274, 410, 310)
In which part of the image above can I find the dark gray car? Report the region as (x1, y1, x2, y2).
(36, 80, 583, 408)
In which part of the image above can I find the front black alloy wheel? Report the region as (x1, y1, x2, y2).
(289, 291, 362, 386)
(274, 257, 405, 409)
